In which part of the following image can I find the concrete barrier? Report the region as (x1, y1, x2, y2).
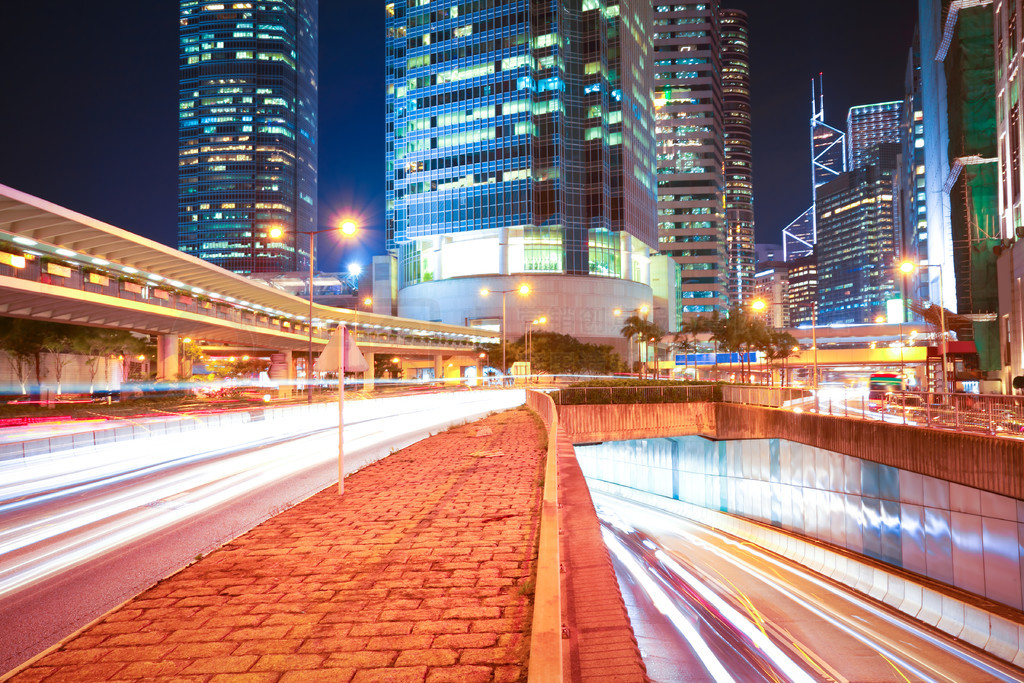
(988, 616, 1023, 663)
(525, 391, 563, 683)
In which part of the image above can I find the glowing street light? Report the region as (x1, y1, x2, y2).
(480, 284, 530, 377)
(276, 219, 359, 403)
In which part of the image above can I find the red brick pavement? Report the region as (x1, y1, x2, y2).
(10, 408, 547, 682)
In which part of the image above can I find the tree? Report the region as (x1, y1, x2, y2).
(673, 317, 706, 374)
(641, 321, 666, 379)
(619, 315, 646, 378)
(40, 323, 78, 395)
(72, 328, 148, 392)
(179, 338, 205, 380)
(763, 329, 799, 386)
(0, 318, 52, 395)
(518, 332, 621, 376)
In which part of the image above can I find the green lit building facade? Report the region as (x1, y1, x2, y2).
(385, 0, 658, 344)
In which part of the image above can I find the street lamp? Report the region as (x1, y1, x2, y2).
(292, 220, 358, 404)
(352, 296, 372, 343)
(480, 283, 530, 378)
(900, 260, 949, 394)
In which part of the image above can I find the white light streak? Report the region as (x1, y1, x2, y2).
(603, 530, 735, 683)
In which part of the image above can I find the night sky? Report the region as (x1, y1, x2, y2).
(0, 2, 917, 272)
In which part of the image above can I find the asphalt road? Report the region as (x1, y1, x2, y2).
(595, 492, 1024, 682)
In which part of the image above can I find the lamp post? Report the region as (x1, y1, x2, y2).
(811, 300, 818, 411)
(900, 261, 949, 394)
(300, 220, 357, 404)
(480, 284, 530, 379)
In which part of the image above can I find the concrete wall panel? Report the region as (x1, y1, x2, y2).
(952, 512, 986, 595)
(982, 517, 1023, 610)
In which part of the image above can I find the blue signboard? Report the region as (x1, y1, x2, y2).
(675, 352, 757, 366)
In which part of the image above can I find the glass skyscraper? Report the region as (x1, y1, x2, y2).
(816, 143, 900, 325)
(846, 101, 902, 171)
(385, 0, 657, 344)
(721, 8, 754, 306)
(178, 0, 318, 275)
(654, 2, 728, 318)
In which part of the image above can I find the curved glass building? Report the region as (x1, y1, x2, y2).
(384, 0, 658, 344)
(178, 0, 318, 275)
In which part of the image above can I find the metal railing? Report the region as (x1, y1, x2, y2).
(549, 381, 1024, 438)
(808, 387, 1024, 436)
(552, 384, 718, 405)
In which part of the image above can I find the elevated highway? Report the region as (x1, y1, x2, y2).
(0, 184, 496, 382)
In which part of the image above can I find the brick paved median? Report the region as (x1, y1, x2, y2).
(11, 408, 546, 682)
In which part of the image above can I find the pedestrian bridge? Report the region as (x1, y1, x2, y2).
(0, 184, 496, 381)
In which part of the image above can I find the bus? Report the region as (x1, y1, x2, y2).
(868, 372, 904, 409)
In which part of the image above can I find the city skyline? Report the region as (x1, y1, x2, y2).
(0, 2, 917, 273)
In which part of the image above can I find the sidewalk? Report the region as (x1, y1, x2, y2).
(9, 407, 547, 683)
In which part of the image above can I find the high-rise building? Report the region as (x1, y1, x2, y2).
(915, 0, 957, 319)
(177, 0, 318, 275)
(846, 101, 902, 170)
(654, 2, 728, 319)
(997, 0, 1024, 243)
(786, 254, 817, 327)
(899, 28, 929, 306)
(754, 243, 783, 266)
(781, 206, 814, 261)
(384, 0, 657, 348)
(816, 144, 900, 325)
(753, 262, 789, 328)
(811, 79, 847, 189)
(782, 78, 845, 263)
(721, 8, 755, 307)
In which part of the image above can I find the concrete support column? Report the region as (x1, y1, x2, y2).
(498, 227, 509, 275)
(363, 352, 375, 391)
(156, 334, 179, 382)
(434, 354, 444, 380)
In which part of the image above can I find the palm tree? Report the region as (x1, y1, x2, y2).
(764, 329, 799, 386)
(619, 315, 646, 378)
(642, 321, 666, 379)
(673, 317, 705, 375)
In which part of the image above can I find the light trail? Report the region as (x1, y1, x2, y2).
(603, 529, 736, 683)
(0, 390, 524, 599)
(596, 492, 1024, 683)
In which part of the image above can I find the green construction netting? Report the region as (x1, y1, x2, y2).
(947, 6, 999, 321)
(973, 319, 1001, 373)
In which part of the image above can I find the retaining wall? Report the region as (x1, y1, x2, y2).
(562, 402, 1024, 667)
(558, 402, 1024, 500)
